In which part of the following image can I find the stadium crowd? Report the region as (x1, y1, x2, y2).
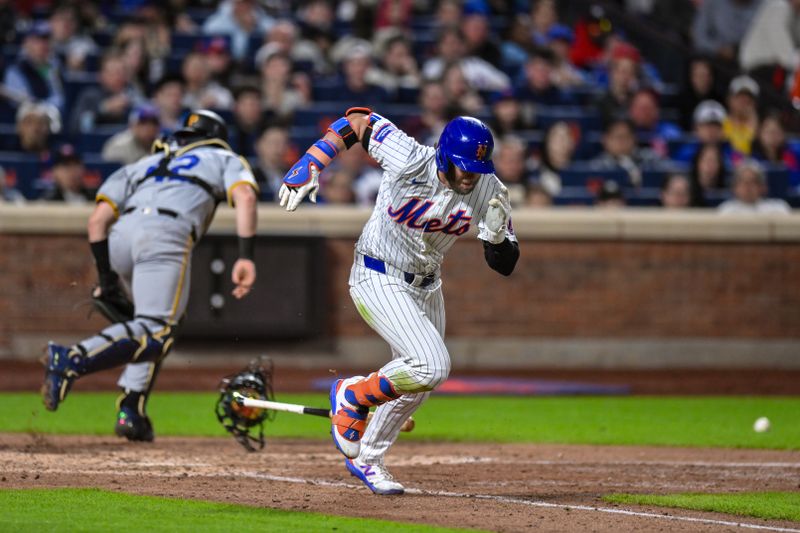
(0, 0, 798, 213)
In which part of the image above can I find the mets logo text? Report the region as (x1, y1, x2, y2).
(475, 144, 487, 160)
(387, 198, 471, 235)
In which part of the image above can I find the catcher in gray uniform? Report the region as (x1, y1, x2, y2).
(41, 110, 259, 441)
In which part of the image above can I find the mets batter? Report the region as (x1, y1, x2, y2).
(41, 110, 259, 442)
(279, 108, 520, 494)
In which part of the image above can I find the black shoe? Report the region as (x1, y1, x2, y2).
(114, 406, 154, 442)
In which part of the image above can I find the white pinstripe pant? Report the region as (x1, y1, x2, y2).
(348, 263, 450, 464)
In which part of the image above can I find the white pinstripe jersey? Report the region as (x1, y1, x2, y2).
(357, 116, 516, 275)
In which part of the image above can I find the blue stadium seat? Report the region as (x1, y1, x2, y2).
(558, 166, 629, 188)
(78, 126, 126, 153)
(0, 151, 44, 199)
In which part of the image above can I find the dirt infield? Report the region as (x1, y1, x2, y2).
(1, 434, 799, 532)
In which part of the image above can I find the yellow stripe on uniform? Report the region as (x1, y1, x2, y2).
(169, 236, 193, 322)
(95, 194, 120, 219)
(226, 180, 259, 206)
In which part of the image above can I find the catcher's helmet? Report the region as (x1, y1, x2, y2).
(215, 357, 275, 452)
(174, 109, 228, 143)
(435, 116, 495, 174)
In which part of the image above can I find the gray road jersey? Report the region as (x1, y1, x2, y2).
(96, 143, 258, 237)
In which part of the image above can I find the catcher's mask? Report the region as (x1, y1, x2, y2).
(215, 356, 275, 452)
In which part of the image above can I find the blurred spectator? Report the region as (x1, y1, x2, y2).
(14, 102, 59, 158)
(150, 74, 186, 134)
(740, 0, 800, 97)
(254, 126, 293, 200)
(723, 75, 760, 155)
(570, 5, 615, 68)
(692, 0, 761, 64)
(441, 63, 484, 115)
(258, 50, 307, 120)
(591, 119, 662, 187)
(296, 0, 337, 75)
(402, 81, 451, 144)
(0, 166, 25, 204)
(546, 24, 588, 89)
(102, 104, 161, 165)
(3, 22, 65, 112)
(674, 100, 732, 163)
(203, 0, 275, 62)
(676, 56, 723, 130)
(199, 37, 235, 88)
(373, 0, 414, 31)
(70, 53, 143, 134)
(115, 36, 154, 94)
(494, 135, 530, 206)
(526, 181, 553, 207)
(435, 0, 463, 28)
(594, 42, 641, 125)
(628, 88, 682, 157)
(533, 121, 577, 196)
(718, 159, 791, 213)
(530, 0, 558, 46)
(258, 19, 326, 75)
(41, 145, 93, 204)
(514, 48, 575, 106)
(50, 5, 98, 72)
(689, 142, 729, 206)
(750, 113, 800, 188)
(501, 14, 533, 72)
(422, 26, 511, 91)
(134, 5, 173, 72)
(368, 34, 421, 99)
(326, 41, 388, 103)
(595, 179, 626, 208)
(182, 52, 234, 110)
(230, 86, 265, 157)
(461, 10, 501, 65)
(490, 89, 531, 137)
(660, 173, 692, 209)
(320, 168, 357, 204)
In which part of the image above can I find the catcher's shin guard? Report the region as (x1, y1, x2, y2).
(72, 318, 175, 376)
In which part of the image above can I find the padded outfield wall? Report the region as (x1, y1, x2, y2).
(1, 205, 799, 368)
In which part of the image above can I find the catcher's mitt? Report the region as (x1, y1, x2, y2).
(216, 356, 276, 452)
(92, 273, 134, 324)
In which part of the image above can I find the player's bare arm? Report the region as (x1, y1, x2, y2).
(231, 183, 257, 299)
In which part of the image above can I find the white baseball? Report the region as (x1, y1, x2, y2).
(753, 416, 770, 433)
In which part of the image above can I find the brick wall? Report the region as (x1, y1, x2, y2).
(2, 234, 799, 354)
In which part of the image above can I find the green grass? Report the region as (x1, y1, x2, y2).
(604, 492, 800, 523)
(0, 488, 475, 532)
(1, 393, 799, 449)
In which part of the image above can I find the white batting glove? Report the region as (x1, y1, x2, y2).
(278, 165, 320, 212)
(482, 187, 511, 244)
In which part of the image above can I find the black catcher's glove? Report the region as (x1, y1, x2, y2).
(92, 271, 134, 324)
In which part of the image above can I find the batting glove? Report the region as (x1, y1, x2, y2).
(279, 153, 322, 212)
(482, 186, 511, 244)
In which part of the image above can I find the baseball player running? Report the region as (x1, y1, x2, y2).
(280, 108, 519, 494)
(41, 110, 259, 441)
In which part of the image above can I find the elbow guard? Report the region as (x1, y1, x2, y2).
(328, 107, 381, 150)
(483, 238, 520, 276)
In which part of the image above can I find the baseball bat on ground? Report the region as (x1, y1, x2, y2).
(232, 392, 415, 432)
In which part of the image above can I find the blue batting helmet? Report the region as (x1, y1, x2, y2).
(435, 116, 495, 174)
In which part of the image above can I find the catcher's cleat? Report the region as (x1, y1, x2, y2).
(330, 377, 368, 459)
(41, 342, 78, 411)
(114, 406, 154, 442)
(345, 458, 405, 495)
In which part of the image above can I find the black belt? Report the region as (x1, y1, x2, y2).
(363, 255, 436, 288)
(122, 206, 197, 242)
